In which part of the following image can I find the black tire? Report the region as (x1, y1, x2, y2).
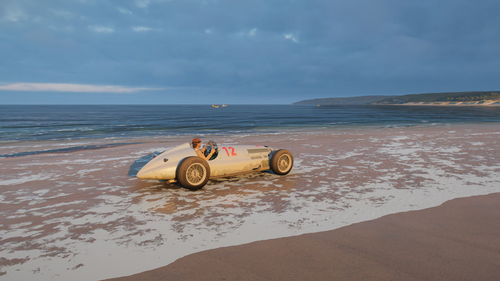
(176, 156, 210, 190)
(270, 149, 293, 175)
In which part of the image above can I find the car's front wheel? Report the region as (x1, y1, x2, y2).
(176, 156, 210, 190)
(270, 149, 293, 175)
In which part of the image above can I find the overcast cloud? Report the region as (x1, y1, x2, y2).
(0, 0, 499, 104)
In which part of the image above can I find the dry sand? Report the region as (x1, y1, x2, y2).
(105, 193, 500, 281)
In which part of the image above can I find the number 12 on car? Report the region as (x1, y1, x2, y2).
(221, 146, 237, 156)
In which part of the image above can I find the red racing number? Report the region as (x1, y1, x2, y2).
(222, 146, 237, 157)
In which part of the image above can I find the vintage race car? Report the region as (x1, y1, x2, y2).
(137, 141, 293, 190)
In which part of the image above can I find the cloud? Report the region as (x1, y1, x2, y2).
(1, 7, 27, 22)
(236, 28, 258, 38)
(0, 83, 164, 93)
(283, 33, 299, 43)
(135, 0, 151, 8)
(88, 25, 115, 33)
(117, 7, 133, 15)
(1, 0, 500, 104)
(248, 28, 257, 37)
(132, 26, 153, 32)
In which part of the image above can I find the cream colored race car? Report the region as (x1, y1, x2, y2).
(137, 141, 293, 190)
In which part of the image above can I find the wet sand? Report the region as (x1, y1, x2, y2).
(1, 124, 499, 280)
(105, 192, 500, 281)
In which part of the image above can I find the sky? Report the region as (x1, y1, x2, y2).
(0, 0, 499, 104)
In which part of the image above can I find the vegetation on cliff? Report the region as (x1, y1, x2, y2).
(375, 91, 500, 104)
(294, 91, 500, 106)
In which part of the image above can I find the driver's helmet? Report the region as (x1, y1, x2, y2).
(204, 140, 218, 160)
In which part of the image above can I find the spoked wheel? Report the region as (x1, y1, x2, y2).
(270, 149, 294, 175)
(176, 157, 210, 190)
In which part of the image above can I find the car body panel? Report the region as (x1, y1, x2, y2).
(136, 143, 273, 180)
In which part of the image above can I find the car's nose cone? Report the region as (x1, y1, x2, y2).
(137, 164, 175, 180)
(136, 167, 149, 179)
(136, 167, 160, 179)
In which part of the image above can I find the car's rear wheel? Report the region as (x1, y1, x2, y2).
(176, 156, 210, 190)
(270, 149, 293, 175)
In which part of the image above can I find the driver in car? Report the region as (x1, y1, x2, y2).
(191, 138, 216, 161)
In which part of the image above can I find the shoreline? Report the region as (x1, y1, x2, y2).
(1, 123, 499, 280)
(2, 120, 500, 147)
(1, 121, 499, 150)
(104, 192, 500, 281)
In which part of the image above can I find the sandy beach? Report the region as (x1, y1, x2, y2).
(1, 124, 499, 280)
(105, 192, 500, 281)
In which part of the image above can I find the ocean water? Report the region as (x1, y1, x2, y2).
(1, 105, 499, 141)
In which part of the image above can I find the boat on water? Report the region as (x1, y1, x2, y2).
(211, 104, 229, 108)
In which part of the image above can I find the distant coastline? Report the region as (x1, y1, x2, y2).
(381, 100, 500, 107)
(294, 91, 500, 106)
